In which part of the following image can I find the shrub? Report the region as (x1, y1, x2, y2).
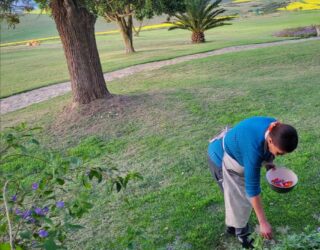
(274, 26, 317, 38)
(0, 123, 142, 249)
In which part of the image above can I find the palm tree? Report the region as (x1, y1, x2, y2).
(168, 0, 235, 43)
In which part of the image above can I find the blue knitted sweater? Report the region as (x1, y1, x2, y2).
(208, 117, 276, 197)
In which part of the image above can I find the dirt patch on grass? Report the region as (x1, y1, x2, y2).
(47, 91, 186, 147)
(50, 95, 138, 137)
(57, 95, 131, 122)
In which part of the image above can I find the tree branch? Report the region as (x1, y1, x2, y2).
(3, 180, 15, 250)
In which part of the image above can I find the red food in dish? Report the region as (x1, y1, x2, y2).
(271, 178, 293, 188)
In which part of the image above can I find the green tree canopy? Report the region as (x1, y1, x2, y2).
(98, 0, 185, 53)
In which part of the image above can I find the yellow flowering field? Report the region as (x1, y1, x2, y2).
(26, 9, 52, 14)
(278, 0, 320, 11)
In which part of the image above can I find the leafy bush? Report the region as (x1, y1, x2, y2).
(0, 123, 142, 249)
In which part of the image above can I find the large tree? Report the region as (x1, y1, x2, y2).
(100, 0, 185, 54)
(1, 0, 111, 105)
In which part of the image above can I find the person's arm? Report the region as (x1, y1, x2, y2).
(250, 195, 273, 239)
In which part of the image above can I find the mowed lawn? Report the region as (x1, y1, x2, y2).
(0, 10, 319, 98)
(1, 41, 319, 249)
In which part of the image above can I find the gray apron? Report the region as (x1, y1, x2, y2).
(210, 127, 252, 228)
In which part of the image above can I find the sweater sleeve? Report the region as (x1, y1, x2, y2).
(242, 145, 263, 197)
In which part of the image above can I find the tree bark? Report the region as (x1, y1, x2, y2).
(50, 0, 111, 105)
(191, 31, 205, 43)
(117, 14, 135, 54)
(133, 20, 144, 37)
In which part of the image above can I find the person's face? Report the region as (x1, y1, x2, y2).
(267, 137, 287, 156)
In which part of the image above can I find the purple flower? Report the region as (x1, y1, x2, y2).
(15, 208, 23, 216)
(22, 210, 32, 219)
(43, 206, 49, 214)
(34, 207, 45, 216)
(11, 195, 17, 202)
(27, 217, 36, 224)
(38, 229, 48, 238)
(56, 201, 65, 208)
(32, 183, 39, 190)
(16, 209, 35, 222)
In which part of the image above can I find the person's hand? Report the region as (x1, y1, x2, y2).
(259, 220, 273, 239)
(265, 162, 276, 171)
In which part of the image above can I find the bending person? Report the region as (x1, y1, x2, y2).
(207, 116, 298, 248)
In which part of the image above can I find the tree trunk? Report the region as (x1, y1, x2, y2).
(133, 20, 144, 37)
(191, 31, 205, 43)
(50, 0, 111, 105)
(117, 14, 135, 54)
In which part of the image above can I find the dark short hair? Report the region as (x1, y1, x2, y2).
(270, 124, 298, 153)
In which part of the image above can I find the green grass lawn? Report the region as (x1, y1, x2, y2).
(1, 40, 319, 249)
(0, 10, 319, 98)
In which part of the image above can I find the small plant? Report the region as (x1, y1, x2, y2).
(250, 226, 320, 250)
(0, 123, 142, 249)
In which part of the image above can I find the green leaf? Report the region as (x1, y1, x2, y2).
(65, 223, 85, 231)
(81, 177, 92, 189)
(0, 223, 7, 234)
(84, 201, 93, 209)
(70, 157, 82, 168)
(44, 194, 56, 200)
(56, 178, 65, 185)
(44, 217, 54, 225)
(30, 138, 40, 145)
(0, 243, 10, 250)
(44, 190, 54, 195)
(88, 170, 96, 180)
(116, 182, 122, 192)
(20, 230, 32, 239)
(44, 238, 58, 250)
(0, 243, 23, 250)
(57, 232, 67, 243)
(39, 178, 48, 190)
(88, 169, 103, 183)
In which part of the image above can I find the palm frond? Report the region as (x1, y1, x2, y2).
(203, 22, 232, 31)
(168, 0, 236, 36)
(174, 13, 193, 27)
(168, 25, 190, 31)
